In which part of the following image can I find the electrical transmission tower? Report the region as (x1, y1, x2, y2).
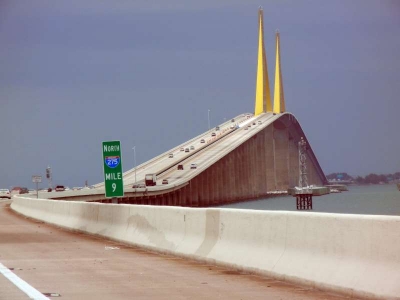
(298, 137, 309, 193)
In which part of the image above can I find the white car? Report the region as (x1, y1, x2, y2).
(0, 189, 11, 199)
(55, 185, 65, 192)
(190, 163, 197, 169)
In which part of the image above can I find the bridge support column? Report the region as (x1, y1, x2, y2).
(264, 126, 275, 192)
(295, 193, 313, 210)
(273, 125, 289, 191)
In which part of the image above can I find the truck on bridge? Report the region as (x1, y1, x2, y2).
(145, 174, 157, 186)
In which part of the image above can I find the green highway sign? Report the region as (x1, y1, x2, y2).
(102, 140, 124, 198)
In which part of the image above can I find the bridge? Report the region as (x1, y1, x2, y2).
(43, 111, 326, 205)
(6, 8, 400, 300)
(38, 9, 327, 206)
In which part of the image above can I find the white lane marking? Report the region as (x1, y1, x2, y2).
(0, 262, 50, 300)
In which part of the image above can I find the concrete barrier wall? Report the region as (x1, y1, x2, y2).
(11, 197, 400, 299)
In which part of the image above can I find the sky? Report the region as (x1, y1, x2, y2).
(1, 0, 399, 189)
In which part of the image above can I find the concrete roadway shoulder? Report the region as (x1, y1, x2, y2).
(0, 202, 356, 300)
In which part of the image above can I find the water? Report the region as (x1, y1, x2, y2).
(220, 184, 400, 216)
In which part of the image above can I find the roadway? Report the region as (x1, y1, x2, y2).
(119, 112, 280, 188)
(0, 201, 355, 300)
(96, 113, 257, 188)
(154, 112, 279, 187)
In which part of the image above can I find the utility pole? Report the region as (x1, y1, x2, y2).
(46, 166, 52, 191)
(132, 146, 137, 183)
(208, 109, 211, 130)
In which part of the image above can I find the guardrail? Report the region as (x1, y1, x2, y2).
(11, 196, 400, 300)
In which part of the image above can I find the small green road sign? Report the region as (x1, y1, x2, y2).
(102, 140, 124, 198)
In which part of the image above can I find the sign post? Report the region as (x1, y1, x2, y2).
(32, 175, 42, 199)
(102, 141, 124, 199)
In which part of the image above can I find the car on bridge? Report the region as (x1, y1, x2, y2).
(190, 163, 197, 169)
(185, 148, 189, 152)
(162, 179, 168, 185)
(168, 153, 174, 158)
(190, 145, 195, 150)
(132, 183, 146, 188)
(0, 189, 11, 199)
(200, 139, 205, 143)
(177, 164, 184, 170)
(211, 132, 216, 137)
(55, 185, 65, 192)
(145, 174, 157, 186)
(180, 147, 184, 151)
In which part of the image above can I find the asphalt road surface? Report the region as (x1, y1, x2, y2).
(0, 201, 357, 300)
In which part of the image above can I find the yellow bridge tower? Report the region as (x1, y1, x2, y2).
(254, 9, 286, 115)
(273, 31, 285, 114)
(254, 7, 272, 116)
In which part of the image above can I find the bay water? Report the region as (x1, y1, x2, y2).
(220, 184, 400, 216)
